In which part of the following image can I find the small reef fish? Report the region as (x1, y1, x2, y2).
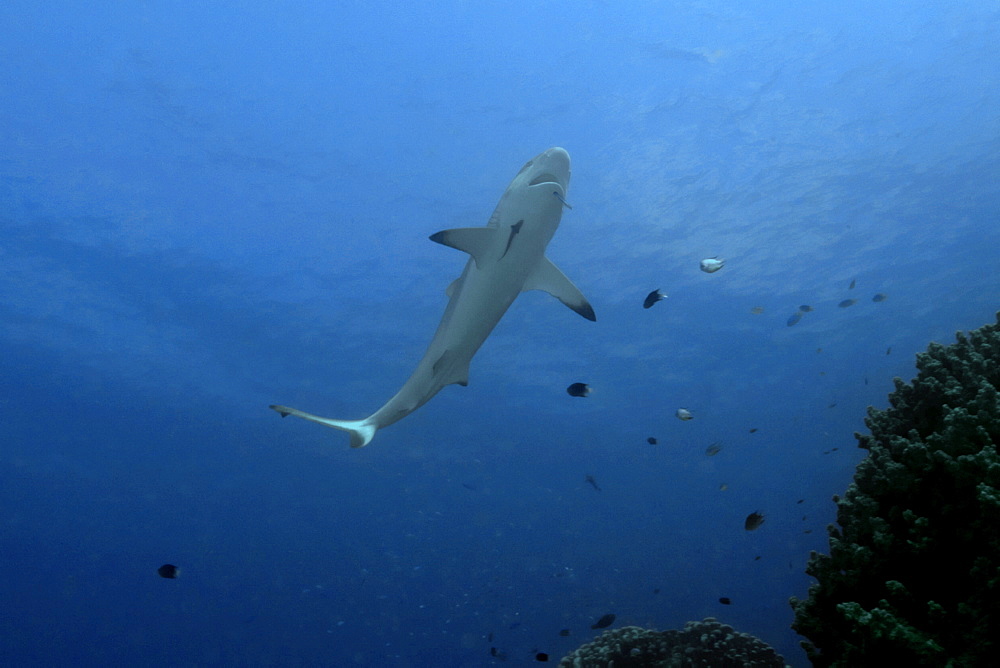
(585, 475, 601, 491)
(750, 306, 765, 314)
(744, 511, 765, 531)
(838, 299, 857, 308)
(787, 311, 803, 327)
(849, 278, 856, 290)
(643, 289, 667, 309)
(158, 564, 180, 579)
(647, 437, 657, 445)
(590, 613, 616, 629)
(566, 382, 591, 397)
(558, 629, 571, 637)
(535, 653, 549, 662)
(799, 305, 814, 312)
(886, 346, 892, 355)
(719, 483, 728, 491)
(675, 408, 693, 420)
(872, 293, 888, 302)
(705, 442, 722, 456)
(719, 597, 732, 605)
(700, 257, 725, 273)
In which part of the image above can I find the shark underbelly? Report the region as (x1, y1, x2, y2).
(367, 252, 535, 429)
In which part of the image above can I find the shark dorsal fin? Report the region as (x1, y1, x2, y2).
(523, 256, 597, 321)
(429, 227, 497, 268)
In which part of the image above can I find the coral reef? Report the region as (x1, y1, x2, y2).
(558, 618, 785, 667)
(790, 312, 1000, 666)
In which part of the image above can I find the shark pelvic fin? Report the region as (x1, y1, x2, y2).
(431, 349, 470, 387)
(523, 256, 597, 321)
(269, 405, 377, 448)
(429, 227, 498, 268)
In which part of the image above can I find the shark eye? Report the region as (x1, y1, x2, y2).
(528, 173, 559, 186)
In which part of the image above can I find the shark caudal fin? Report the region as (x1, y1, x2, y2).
(269, 405, 378, 448)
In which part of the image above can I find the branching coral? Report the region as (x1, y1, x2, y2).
(790, 312, 1000, 666)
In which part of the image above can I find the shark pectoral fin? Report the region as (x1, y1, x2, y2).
(523, 256, 597, 321)
(429, 227, 497, 268)
(432, 349, 470, 387)
(269, 405, 377, 448)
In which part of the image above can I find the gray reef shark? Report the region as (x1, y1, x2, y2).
(270, 147, 595, 447)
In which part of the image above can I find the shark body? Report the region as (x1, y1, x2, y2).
(270, 147, 595, 447)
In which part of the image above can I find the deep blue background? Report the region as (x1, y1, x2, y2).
(2, 1, 998, 665)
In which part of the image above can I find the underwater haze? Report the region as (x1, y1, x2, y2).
(2, 1, 998, 665)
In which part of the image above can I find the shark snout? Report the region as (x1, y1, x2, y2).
(518, 147, 571, 191)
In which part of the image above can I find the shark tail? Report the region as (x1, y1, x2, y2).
(269, 405, 378, 448)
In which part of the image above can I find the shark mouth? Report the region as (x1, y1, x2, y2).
(528, 173, 561, 187)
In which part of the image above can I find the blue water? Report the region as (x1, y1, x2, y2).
(2, 2, 998, 665)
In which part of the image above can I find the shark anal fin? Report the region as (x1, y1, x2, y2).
(523, 256, 597, 321)
(432, 349, 471, 387)
(429, 227, 498, 268)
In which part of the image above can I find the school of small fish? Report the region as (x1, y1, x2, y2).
(472, 254, 896, 655)
(644, 265, 890, 622)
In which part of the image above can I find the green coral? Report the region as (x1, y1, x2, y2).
(558, 618, 785, 667)
(790, 312, 1000, 666)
